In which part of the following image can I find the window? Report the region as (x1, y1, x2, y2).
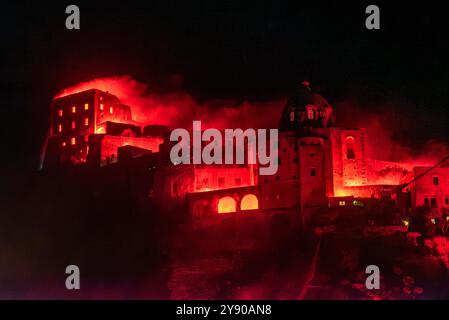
(339, 201, 346, 206)
(310, 168, 317, 176)
(71, 137, 76, 145)
(433, 176, 439, 185)
(58, 124, 62, 133)
(84, 135, 89, 142)
(289, 111, 295, 122)
(71, 121, 76, 129)
(84, 118, 89, 126)
(235, 178, 241, 186)
(72, 106, 76, 113)
(292, 175, 297, 180)
(240, 194, 259, 211)
(62, 141, 66, 147)
(345, 136, 356, 160)
(307, 108, 314, 119)
(424, 197, 429, 206)
(84, 103, 89, 110)
(109, 106, 114, 114)
(218, 177, 225, 188)
(445, 197, 449, 205)
(431, 198, 437, 208)
(100, 103, 104, 110)
(58, 109, 63, 117)
(218, 196, 236, 213)
(293, 158, 298, 164)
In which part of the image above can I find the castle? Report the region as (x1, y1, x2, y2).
(43, 83, 449, 228)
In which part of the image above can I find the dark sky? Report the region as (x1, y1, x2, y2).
(1, 1, 449, 169)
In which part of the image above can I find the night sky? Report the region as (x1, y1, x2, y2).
(2, 1, 449, 170)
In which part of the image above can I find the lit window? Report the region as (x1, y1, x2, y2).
(84, 103, 89, 110)
(84, 135, 89, 142)
(218, 196, 236, 213)
(109, 106, 113, 114)
(62, 141, 66, 147)
(307, 109, 314, 119)
(240, 194, 259, 211)
(58, 124, 62, 132)
(84, 118, 89, 126)
(100, 104, 104, 110)
(339, 201, 346, 206)
(72, 106, 76, 113)
(71, 137, 76, 145)
(346, 136, 356, 160)
(58, 109, 63, 116)
(100, 96, 103, 101)
(71, 121, 76, 129)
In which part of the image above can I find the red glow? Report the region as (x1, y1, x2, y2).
(53, 76, 449, 202)
(96, 127, 105, 134)
(54, 76, 283, 129)
(241, 194, 258, 211)
(218, 196, 236, 213)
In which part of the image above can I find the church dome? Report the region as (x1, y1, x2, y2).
(279, 82, 335, 131)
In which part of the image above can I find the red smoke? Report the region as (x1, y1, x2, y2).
(336, 98, 449, 169)
(56, 76, 449, 177)
(55, 75, 283, 130)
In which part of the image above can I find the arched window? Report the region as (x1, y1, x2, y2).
(240, 194, 259, 211)
(218, 196, 236, 213)
(345, 136, 356, 160)
(193, 200, 209, 218)
(307, 108, 314, 120)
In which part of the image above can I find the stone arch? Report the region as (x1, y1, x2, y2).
(217, 196, 237, 214)
(192, 199, 210, 219)
(240, 194, 259, 211)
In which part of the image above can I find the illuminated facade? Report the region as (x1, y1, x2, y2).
(183, 83, 411, 227)
(404, 167, 449, 215)
(42, 84, 449, 228)
(44, 89, 162, 167)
